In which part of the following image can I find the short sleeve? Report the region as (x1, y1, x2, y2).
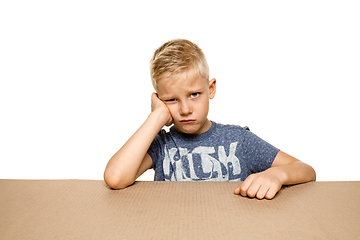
(241, 129, 280, 173)
(147, 130, 166, 180)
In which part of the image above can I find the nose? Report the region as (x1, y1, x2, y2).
(179, 100, 192, 116)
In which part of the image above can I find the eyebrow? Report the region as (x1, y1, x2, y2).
(186, 87, 204, 94)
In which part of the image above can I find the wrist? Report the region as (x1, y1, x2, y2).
(149, 109, 170, 127)
(267, 167, 288, 186)
(274, 167, 288, 185)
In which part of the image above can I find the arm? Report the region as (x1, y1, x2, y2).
(104, 93, 172, 189)
(234, 151, 316, 199)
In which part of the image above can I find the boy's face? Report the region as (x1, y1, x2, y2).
(156, 70, 216, 135)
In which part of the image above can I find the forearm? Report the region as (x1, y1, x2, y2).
(104, 111, 166, 189)
(271, 160, 316, 186)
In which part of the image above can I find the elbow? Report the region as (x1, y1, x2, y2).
(310, 166, 317, 182)
(303, 162, 316, 182)
(104, 176, 124, 190)
(104, 170, 134, 190)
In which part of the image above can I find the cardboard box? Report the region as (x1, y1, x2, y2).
(1, 180, 359, 239)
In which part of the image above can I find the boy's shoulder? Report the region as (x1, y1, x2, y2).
(209, 122, 250, 141)
(213, 122, 250, 132)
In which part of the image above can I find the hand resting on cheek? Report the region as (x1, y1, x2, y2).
(151, 93, 173, 126)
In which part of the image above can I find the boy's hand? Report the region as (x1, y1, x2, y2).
(234, 151, 316, 200)
(151, 93, 173, 126)
(234, 168, 284, 200)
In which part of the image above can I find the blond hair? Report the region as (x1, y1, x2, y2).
(150, 39, 209, 90)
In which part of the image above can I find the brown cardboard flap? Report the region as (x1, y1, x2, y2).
(1, 180, 359, 239)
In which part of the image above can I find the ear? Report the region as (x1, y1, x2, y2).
(209, 78, 216, 99)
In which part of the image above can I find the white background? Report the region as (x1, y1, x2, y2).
(1, 1, 359, 181)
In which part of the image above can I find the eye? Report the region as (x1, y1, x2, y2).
(164, 98, 176, 103)
(190, 92, 199, 98)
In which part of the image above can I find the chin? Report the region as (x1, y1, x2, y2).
(175, 125, 200, 135)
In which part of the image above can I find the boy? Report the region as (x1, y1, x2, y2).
(104, 39, 316, 200)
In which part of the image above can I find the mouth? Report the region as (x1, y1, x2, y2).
(180, 119, 196, 124)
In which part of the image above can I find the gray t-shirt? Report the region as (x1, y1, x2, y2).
(147, 121, 279, 181)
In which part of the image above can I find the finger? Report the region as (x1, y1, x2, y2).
(246, 182, 262, 198)
(265, 185, 280, 200)
(151, 92, 160, 101)
(151, 92, 156, 106)
(255, 185, 269, 200)
(239, 176, 254, 197)
(234, 185, 241, 195)
(151, 92, 159, 112)
(238, 182, 249, 197)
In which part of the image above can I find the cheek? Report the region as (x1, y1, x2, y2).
(195, 99, 209, 117)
